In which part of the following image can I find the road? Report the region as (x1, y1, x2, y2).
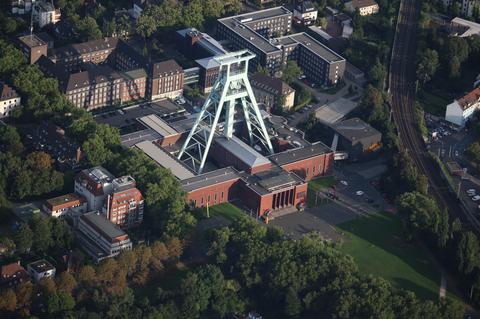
(389, 0, 480, 232)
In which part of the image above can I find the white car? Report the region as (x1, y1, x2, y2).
(472, 195, 480, 202)
(340, 180, 348, 186)
(467, 189, 476, 194)
(356, 191, 364, 196)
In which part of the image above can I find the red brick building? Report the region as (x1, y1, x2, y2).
(0, 261, 30, 289)
(120, 68, 147, 102)
(103, 176, 144, 229)
(149, 60, 184, 100)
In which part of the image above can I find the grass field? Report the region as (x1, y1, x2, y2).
(417, 90, 449, 117)
(336, 212, 441, 300)
(198, 203, 248, 223)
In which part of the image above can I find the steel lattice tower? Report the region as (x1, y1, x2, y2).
(178, 50, 274, 174)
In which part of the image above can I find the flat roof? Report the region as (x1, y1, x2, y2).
(231, 6, 291, 22)
(138, 114, 178, 138)
(331, 117, 381, 142)
(27, 259, 55, 273)
(269, 142, 332, 166)
(314, 98, 358, 124)
(18, 34, 46, 47)
(135, 141, 195, 180)
(215, 135, 271, 168)
(181, 167, 240, 192)
(289, 33, 344, 63)
(451, 17, 480, 37)
(121, 129, 162, 148)
(242, 167, 304, 195)
(218, 18, 281, 53)
(81, 212, 126, 241)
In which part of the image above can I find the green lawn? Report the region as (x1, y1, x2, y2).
(336, 212, 441, 301)
(417, 90, 449, 117)
(198, 203, 248, 223)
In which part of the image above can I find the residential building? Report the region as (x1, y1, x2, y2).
(43, 193, 87, 218)
(250, 73, 295, 111)
(345, 0, 380, 16)
(293, 1, 318, 25)
(76, 211, 132, 262)
(26, 260, 56, 283)
(217, 8, 346, 85)
(32, 1, 61, 28)
(445, 87, 480, 127)
(0, 83, 21, 118)
(17, 34, 48, 64)
(149, 60, 184, 100)
(120, 68, 147, 102)
(0, 261, 30, 288)
(443, 0, 480, 18)
(11, 0, 36, 14)
(103, 176, 144, 229)
(61, 66, 124, 111)
(330, 118, 382, 161)
(74, 167, 115, 211)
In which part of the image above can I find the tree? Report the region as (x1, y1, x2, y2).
(0, 125, 24, 155)
(26, 151, 53, 171)
(82, 134, 114, 166)
(136, 11, 158, 39)
(0, 289, 17, 312)
(457, 231, 480, 276)
(151, 0, 182, 29)
(56, 272, 77, 295)
(46, 291, 75, 315)
(284, 287, 302, 317)
(150, 241, 168, 272)
(30, 215, 53, 254)
(76, 17, 103, 41)
(14, 222, 33, 253)
(183, 0, 205, 29)
(282, 61, 302, 84)
(77, 265, 96, 287)
(203, 0, 225, 19)
(449, 56, 461, 78)
(417, 49, 439, 85)
(166, 237, 183, 262)
(118, 250, 138, 277)
(369, 60, 386, 89)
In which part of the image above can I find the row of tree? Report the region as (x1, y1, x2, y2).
(0, 237, 183, 318)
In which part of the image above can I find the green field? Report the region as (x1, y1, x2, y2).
(417, 90, 449, 116)
(336, 212, 441, 300)
(198, 203, 248, 223)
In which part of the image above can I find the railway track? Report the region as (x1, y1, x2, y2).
(389, 0, 480, 232)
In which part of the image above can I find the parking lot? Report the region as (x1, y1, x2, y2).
(24, 124, 80, 170)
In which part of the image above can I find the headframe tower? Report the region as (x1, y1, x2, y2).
(178, 50, 274, 174)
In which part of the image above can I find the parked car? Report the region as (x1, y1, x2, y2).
(472, 195, 480, 202)
(340, 180, 348, 186)
(356, 191, 364, 196)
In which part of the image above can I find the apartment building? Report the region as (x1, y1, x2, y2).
(345, 0, 380, 16)
(76, 211, 132, 262)
(120, 68, 147, 102)
(43, 193, 87, 218)
(62, 66, 124, 111)
(149, 60, 184, 100)
(0, 83, 21, 118)
(103, 176, 144, 229)
(217, 7, 346, 85)
(74, 167, 115, 211)
(32, 1, 61, 28)
(27, 260, 56, 283)
(445, 87, 480, 127)
(293, 1, 318, 25)
(250, 73, 295, 111)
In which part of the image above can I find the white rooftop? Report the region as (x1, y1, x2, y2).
(135, 141, 195, 180)
(315, 98, 358, 124)
(215, 135, 271, 168)
(138, 114, 178, 138)
(451, 17, 480, 37)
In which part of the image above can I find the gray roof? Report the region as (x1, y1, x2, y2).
(27, 259, 55, 273)
(195, 57, 221, 69)
(331, 118, 381, 142)
(230, 6, 291, 22)
(218, 18, 280, 53)
(138, 114, 178, 138)
(289, 32, 344, 63)
(81, 211, 127, 242)
(121, 68, 147, 80)
(151, 60, 183, 78)
(135, 141, 195, 180)
(269, 142, 332, 166)
(50, 37, 119, 60)
(242, 166, 304, 195)
(181, 167, 240, 192)
(215, 135, 271, 168)
(63, 66, 122, 92)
